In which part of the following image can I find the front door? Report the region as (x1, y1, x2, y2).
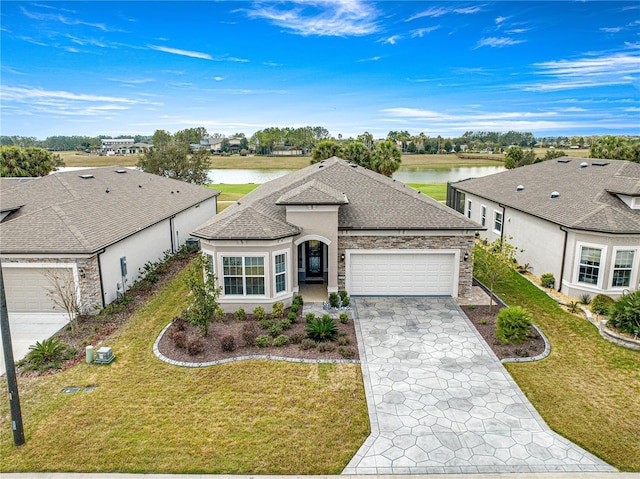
(306, 240, 323, 280)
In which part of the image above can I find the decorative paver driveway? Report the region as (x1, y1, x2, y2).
(343, 297, 615, 475)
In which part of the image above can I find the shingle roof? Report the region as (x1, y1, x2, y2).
(452, 158, 640, 234)
(0, 168, 219, 254)
(192, 157, 479, 240)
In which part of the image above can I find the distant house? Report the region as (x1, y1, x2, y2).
(272, 146, 304, 156)
(0, 168, 219, 315)
(192, 157, 481, 313)
(447, 158, 640, 299)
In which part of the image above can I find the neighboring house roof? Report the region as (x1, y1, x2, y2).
(193, 156, 479, 240)
(452, 158, 640, 234)
(0, 168, 219, 254)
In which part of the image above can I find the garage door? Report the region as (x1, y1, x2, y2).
(349, 252, 456, 296)
(2, 267, 74, 313)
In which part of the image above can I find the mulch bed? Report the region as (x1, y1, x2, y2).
(157, 309, 360, 363)
(460, 305, 546, 360)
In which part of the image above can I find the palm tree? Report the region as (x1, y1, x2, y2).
(371, 140, 402, 176)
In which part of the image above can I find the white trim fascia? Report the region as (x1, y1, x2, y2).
(285, 205, 340, 213)
(1, 253, 92, 260)
(338, 230, 474, 237)
(294, 234, 332, 246)
(573, 241, 608, 290)
(202, 238, 294, 249)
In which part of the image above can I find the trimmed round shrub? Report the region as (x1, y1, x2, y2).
(253, 306, 267, 322)
(540, 273, 555, 289)
(591, 294, 615, 315)
(306, 315, 338, 342)
(339, 313, 349, 324)
(259, 318, 274, 330)
(496, 306, 533, 345)
(293, 295, 304, 306)
(255, 335, 271, 348)
(329, 292, 340, 308)
(188, 337, 205, 355)
(341, 296, 350, 307)
(234, 307, 246, 321)
(290, 304, 300, 314)
(242, 322, 259, 347)
(305, 313, 316, 323)
(287, 311, 298, 323)
(221, 335, 236, 352)
(269, 322, 283, 338)
(273, 335, 289, 347)
(214, 307, 225, 323)
(272, 301, 284, 320)
(339, 290, 348, 301)
(172, 330, 188, 349)
(279, 318, 292, 330)
(608, 291, 640, 335)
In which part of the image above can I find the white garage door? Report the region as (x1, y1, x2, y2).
(349, 252, 456, 296)
(3, 267, 74, 313)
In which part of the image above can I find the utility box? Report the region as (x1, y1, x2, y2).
(86, 345, 94, 364)
(94, 347, 115, 365)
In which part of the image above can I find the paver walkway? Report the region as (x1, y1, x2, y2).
(343, 297, 615, 475)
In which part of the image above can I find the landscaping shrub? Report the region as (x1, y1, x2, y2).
(172, 330, 188, 349)
(253, 306, 267, 322)
(287, 311, 298, 323)
(337, 336, 351, 346)
(567, 301, 580, 314)
(341, 296, 350, 307)
(591, 294, 615, 315)
(241, 322, 259, 346)
(339, 290, 348, 301)
(280, 318, 292, 330)
(329, 292, 340, 308)
(25, 338, 67, 364)
(339, 313, 349, 324)
(338, 346, 356, 359)
(290, 304, 300, 314)
(255, 335, 271, 348)
(289, 332, 306, 344)
(173, 316, 187, 331)
(213, 307, 225, 323)
(318, 342, 336, 353)
(272, 301, 284, 320)
(188, 337, 205, 355)
(269, 322, 283, 338)
(299, 338, 316, 350)
(579, 294, 592, 305)
(305, 313, 316, 323)
(259, 319, 274, 330)
(496, 306, 533, 344)
(234, 307, 246, 321)
(306, 315, 338, 342)
(293, 295, 303, 306)
(608, 291, 640, 335)
(221, 335, 236, 352)
(273, 335, 289, 347)
(540, 273, 555, 289)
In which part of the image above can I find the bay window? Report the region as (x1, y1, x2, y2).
(222, 256, 265, 295)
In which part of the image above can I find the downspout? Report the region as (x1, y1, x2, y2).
(96, 249, 106, 309)
(558, 226, 569, 293)
(169, 215, 176, 253)
(498, 204, 506, 242)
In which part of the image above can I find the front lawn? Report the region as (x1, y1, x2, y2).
(0, 265, 369, 474)
(492, 269, 640, 471)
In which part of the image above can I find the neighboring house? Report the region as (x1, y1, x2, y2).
(447, 158, 640, 299)
(0, 168, 219, 315)
(191, 156, 481, 313)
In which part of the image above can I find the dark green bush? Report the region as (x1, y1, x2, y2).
(279, 318, 292, 330)
(221, 335, 236, 352)
(339, 313, 349, 324)
(290, 304, 300, 314)
(253, 306, 267, 322)
(272, 301, 284, 320)
(306, 315, 338, 342)
(255, 335, 271, 348)
(259, 319, 274, 330)
(287, 311, 298, 323)
(25, 338, 68, 364)
(293, 295, 303, 306)
(269, 322, 283, 338)
(234, 307, 246, 321)
(329, 292, 340, 308)
(608, 291, 640, 335)
(591, 294, 615, 315)
(339, 290, 348, 301)
(540, 273, 555, 289)
(496, 306, 533, 344)
(273, 335, 289, 347)
(305, 313, 316, 323)
(341, 296, 350, 307)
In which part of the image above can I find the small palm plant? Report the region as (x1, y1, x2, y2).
(26, 338, 67, 364)
(306, 315, 338, 342)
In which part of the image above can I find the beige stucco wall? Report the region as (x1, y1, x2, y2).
(175, 195, 218, 249)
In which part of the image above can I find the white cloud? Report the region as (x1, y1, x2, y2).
(495, 16, 507, 26)
(601, 27, 622, 33)
(21, 6, 109, 31)
(243, 0, 379, 37)
(380, 35, 401, 45)
(213, 76, 224, 81)
(406, 7, 449, 21)
(148, 44, 213, 60)
(411, 26, 440, 38)
(453, 7, 482, 14)
(357, 56, 381, 62)
(474, 37, 525, 49)
(109, 78, 155, 85)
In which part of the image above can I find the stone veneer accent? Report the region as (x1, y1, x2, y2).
(337, 235, 475, 298)
(2, 255, 102, 314)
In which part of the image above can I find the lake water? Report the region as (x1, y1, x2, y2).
(57, 165, 506, 184)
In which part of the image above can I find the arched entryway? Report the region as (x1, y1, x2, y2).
(296, 236, 331, 301)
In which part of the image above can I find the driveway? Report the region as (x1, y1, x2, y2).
(343, 297, 615, 474)
(0, 313, 68, 376)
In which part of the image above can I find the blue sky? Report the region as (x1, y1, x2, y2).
(1, 1, 639, 140)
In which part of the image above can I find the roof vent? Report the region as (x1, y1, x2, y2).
(318, 165, 324, 169)
(79, 174, 94, 179)
(350, 164, 357, 168)
(592, 161, 609, 166)
(115, 169, 127, 173)
(550, 191, 560, 198)
(516, 185, 524, 191)
(580, 162, 588, 168)
(557, 159, 571, 163)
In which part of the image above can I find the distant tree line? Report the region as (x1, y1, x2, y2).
(310, 139, 402, 177)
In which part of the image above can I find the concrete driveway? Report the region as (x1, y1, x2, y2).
(343, 297, 615, 475)
(0, 312, 68, 376)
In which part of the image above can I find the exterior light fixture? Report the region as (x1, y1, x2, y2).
(463, 252, 469, 262)
(340, 253, 345, 262)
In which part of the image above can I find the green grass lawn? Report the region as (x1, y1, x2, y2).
(406, 183, 447, 202)
(491, 269, 640, 471)
(0, 265, 369, 474)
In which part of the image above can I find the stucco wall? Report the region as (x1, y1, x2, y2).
(177, 195, 218, 248)
(337, 233, 475, 298)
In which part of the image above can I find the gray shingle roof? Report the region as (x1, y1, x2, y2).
(192, 157, 479, 240)
(0, 168, 219, 254)
(452, 158, 640, 234)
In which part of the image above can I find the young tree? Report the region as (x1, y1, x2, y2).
(504, 146, 536, 169)
(45, 270, 82, 336)
(473, 238, 519, 312)
(137, 141, 210, 184)
(184, 254, 221, 337)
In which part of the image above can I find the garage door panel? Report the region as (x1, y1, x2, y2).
(3, 267, 74, 313)
(349, 252, 455, 296)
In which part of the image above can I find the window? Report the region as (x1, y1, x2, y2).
(493, 210, 503, 233)
(275, 253, 286, 293)
(612, 250, 635, 287)
(222, 256, 265, 295)
(481, 205, 487, 227)
(205, 253, 214, 275)
(466, 199, 472, 219)
(578, 247, 602, 285)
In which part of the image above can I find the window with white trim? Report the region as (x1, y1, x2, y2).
(481, 205, 486, 227)
(578, 247, 602, 285)
(612, 250, 634, 287)
(205, 253, 214, 275)
(222, 256, 265, 295)
(466, 199, 472, 219)
(275, 253, 286, 293)
(493, 210, 503, 234)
